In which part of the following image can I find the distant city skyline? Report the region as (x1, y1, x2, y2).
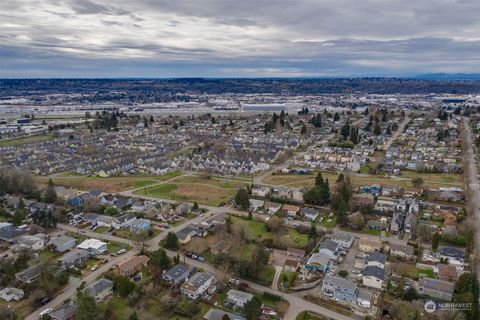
(1, 0, 480, 78)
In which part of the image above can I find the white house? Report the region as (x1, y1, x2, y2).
(17, 235, 45, 251)
(0, 288, 24, 302)
(329, 232, 354, 248)
(249, 199, 264, 212)
(180, 272, 214, 299)
(77, 239, 107, 255)
(362, 265, 385, 290)
(226, 289, 254, 308)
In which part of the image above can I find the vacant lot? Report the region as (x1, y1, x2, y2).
(231, 216, 309, 248)
(142, 176, 249, 206)
(0, 134, 54, 146)
(261, 171, 463, 190)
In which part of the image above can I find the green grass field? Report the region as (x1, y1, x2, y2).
(231, 216, 309, 248)
(0, 134, 54, 146)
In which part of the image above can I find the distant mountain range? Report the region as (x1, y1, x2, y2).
(412, 73, 480, 80)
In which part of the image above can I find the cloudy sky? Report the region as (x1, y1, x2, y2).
(1, 0, 479, 78)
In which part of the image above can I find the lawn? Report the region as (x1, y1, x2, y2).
(107, 241, 131, 254)
(360, 227, 381, 236)
(256, 265, 276, 286)
(0, 134, 54, 146)
(113, 228, 160, 241)
(319, 217, 337, 228)
(280, 271, 298, 288)
(142, 181, 239, 206)
(296, 311, 326, 320)
(95, 226, 110, 233)
(417, 267, 435, 278)
(231, 216, 309, 249)
(261, 170, 463, 190)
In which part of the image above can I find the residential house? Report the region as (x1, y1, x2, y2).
(77, 239, 107, 255)
(356, 289, 372, 309)
(203, 309, 246, 320)
(249, 199, 264, 212)
(49, 235, 76, 253)
(417, 277, 454, 301)
(15, 265, 42, 283)
(329, 232, 354, 249)
(58, 249, 91, 268)
(176, 203, 192, 215)
(17, 235, 45, 251)
(438, 246, 465, 268)
(282, 204, 300, 218)
(362, 265, 386, 290)
(305, 252, 331, 272)
(176, 225, 206, 244)
(390, 212, 405, 234)
(319, 240, 340, 260)
(284, 259, 300, 272)
(226, 289, 254, 308)
(287, 248, 306, 261)
(129, 218, 151, 233)
(300, 207, 319, 222)
(251, 186, 270, 197)
(97, 215, 116, 228)
(49, 303, 76, 320)
(367, 252, 386, 269)
(0, 288, 24, 302)
(437, 264, 459, 282)
(116, 213, 137, 229)
(180, 272, 214, 299)
(264, 202, 281, 214)
(367, 220, 389, 231)
(322, 275, 358, 303)
(389, 243, 415, 259)
(162, 264, 191, 285)
(83, 213, 99, 226)
(113, 255, 150, 277)
(83, 278, 114, 301)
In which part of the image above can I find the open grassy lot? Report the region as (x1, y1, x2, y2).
(142, 176, 248, 206)
(296, 311, 327, 320)
(106, 241, 131, 254)
(0, 134, 54, 146)
(112, 228, 160, 241)
(261, 170, 463, 190)
(231, 216, 309, 248)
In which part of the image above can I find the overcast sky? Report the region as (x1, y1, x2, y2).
(1, 0, 479, 78)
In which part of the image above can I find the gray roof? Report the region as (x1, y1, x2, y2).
(323, 275, 358, 291)
(50, 235, 75, 247)
(83, 278, 113, 297)
(439, 246, 465, 259)
(320, 240, 339, 252)
(363, 265, 385, 281)
(419, 277, 454, 293)
(330, 232, 353, 242)
(203, 308, 246, 320)
(227, 289, 253, 301)
(186, 272, 213, 288)
(49, 304, 76, 320)
(367, 251, 386, 264)
(163, 264, 190, 281)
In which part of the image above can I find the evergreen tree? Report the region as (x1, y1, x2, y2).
(164, 232, 179, 250)
(44, 179, 57, 204)
(234, 189, 250, 210)
(333, 112, 340, 122)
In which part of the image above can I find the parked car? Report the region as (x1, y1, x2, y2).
(39, 308, 53, 317)
(40, 297, 52, 305)
(117, 249, 127, 254)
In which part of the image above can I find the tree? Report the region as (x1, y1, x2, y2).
(373, 121, 382, 135)
(234, 189, 250, 210)
(129, 312, 139, 320)
(44, 179, 57, 204)
(333, 112, 340, 122)
(0, 171, 8, 205)
(192, 202, 199, 211)
(431, 232, 441, 252)
(338, 270, 348, 278)
(12, 206, 26, 226)
(113, 276, 136, 297)
(300, 123, 307, 135)
(75, 294, 98, 320)
(411, 177, 424, 188)
(32, 210, 57, 229)
(250, 243, 269, 277)
(335, 199, 349, 226)
(225, 215, 233, 233)
(308, 223, 317, 240)
(404, 287, 417, 301)
(244, 296, 262, 320)
(266, 216, 284, 232)
(315, 172, 324, 187)
(164, 232, 179, 250)
(151, 248, 171, 272)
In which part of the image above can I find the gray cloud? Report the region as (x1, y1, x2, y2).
(1, 0, 479, 77)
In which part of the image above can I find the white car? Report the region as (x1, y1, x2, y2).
(39, 308, 53, 317)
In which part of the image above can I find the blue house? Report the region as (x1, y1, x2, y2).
(67, 195, 84, 207)
(129, 219, 151, 233)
